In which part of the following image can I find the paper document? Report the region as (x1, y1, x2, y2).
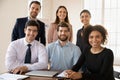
(57, 71, 66, 78)
(0, 73, 29, 80)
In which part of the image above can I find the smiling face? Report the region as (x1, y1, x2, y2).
(80, 12, 91, 26)
(57, 27, 69, 41)
(29, 3, 40, 19)
(88, 31, 103, 48)
(57, 7, 67, 22)
(24, 26, 38, 43)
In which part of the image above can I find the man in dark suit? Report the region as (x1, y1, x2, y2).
(11, 1, 46, 45)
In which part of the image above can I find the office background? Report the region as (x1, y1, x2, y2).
(0, 0, 120, 73)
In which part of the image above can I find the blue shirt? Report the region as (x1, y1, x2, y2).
(46, 40, 81, 71)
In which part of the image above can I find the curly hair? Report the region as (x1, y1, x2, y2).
(84, 25, 108, 45)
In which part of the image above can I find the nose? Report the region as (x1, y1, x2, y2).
(32, 9, 36, 12)
(93, 37, 97, 42)
(30, 30, 34, 35)
(61, 31, 65, 34)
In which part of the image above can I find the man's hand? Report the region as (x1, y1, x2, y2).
(10, 66, 28, 74)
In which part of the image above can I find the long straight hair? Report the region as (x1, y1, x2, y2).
(54, 6, 70, 24)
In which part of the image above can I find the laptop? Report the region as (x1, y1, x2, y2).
(25, 70, 58, 77)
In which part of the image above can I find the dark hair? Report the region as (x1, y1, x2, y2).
(57, 22, 70, 31)
(54, 6, 70, 24)
(80, 9, 91, 17)
(25, 20, 40, 31)
(29, 1, 41, 8)
(84, 25, 108, 45)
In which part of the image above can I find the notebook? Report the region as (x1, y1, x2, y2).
(0, 73, 29, 80)
(25, 70, 58, 77)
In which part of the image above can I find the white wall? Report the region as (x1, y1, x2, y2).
(0, 0, 28, 73)
(0, 0, 83, 73)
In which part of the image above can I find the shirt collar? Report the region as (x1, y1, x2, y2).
(55, 40, 70, 47)
(23, 38, 34, 46)
(28, 16, 37, 21)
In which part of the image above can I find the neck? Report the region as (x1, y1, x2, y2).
(59, 40, 68, 46)
(30, 16, 36, 20)
(83, 24, 90, 29)
(91, 46, 104, 54)
(60, 19, 65, 22)
(25, 38, 33, 43)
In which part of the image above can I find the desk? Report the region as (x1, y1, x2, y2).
(114, 65, 120, 79)
(25, 76, 57, 80)
(25, 76, 71, 80)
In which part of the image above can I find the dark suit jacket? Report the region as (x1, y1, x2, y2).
(11, 17, 46, 45)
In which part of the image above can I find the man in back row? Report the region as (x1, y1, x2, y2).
(6, 20, 48, 74)
(11, 1, 46, 45)
(46, 22, 81, 71)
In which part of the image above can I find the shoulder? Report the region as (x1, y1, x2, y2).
(50, 23, 57, 26)
(68, 23, 72, 27)
(15, 17, 28, 24)
(9, 38, 24, 47)
(46, 42, 56, 48)
(68, 42, 81, 55)
(34, 40, 45, 48)
(68, 42, 80, 50)
(49, 23, 57, 29)
(16, 17, 28, 21)
(37, 19, 45, 25)
(102, 48, 114, 57)
(103, 48, 113, 53)
(76, 28, 82, 35)
(78, 28, 83, 32)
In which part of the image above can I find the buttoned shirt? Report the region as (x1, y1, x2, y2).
(46, 40, 81, 71)
(6, 38, 48, 71)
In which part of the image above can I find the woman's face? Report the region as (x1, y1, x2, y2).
(57, 8, 67, 21)
(80, 12, 91, 26)
(89, 31, 103, 48)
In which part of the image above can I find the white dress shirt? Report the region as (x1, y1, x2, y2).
(5, 38, 48, 71)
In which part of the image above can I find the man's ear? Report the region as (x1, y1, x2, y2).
(24, 28, 26, 34)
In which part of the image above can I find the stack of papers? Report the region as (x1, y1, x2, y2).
(0, 73, 29, 80)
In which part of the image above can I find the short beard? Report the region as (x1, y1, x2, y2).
(58, 36, 68, 41)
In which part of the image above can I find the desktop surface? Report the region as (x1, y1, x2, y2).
(25, 76, 57, 80)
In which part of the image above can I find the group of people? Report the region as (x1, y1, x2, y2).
(5, 1, 115, 80)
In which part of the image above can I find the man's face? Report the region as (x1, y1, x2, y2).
(57, 27, 69, 41)
(29, 3, 40, 18)
(24, 26, 38, 43)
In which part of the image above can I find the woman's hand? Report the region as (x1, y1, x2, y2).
(65, 70, 82, 79)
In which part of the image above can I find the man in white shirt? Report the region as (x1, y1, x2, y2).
(5, 20, 48, 74)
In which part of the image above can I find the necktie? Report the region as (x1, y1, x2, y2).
(24, 44, 31, 63)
